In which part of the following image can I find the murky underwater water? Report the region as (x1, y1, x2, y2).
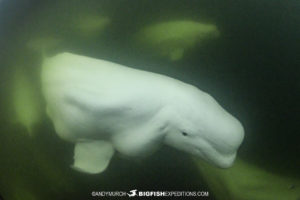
(0, 0, 299, 199)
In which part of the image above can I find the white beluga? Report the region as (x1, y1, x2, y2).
(136, 20, 220, 61)
(12, 69, 42, 136)
(41, 52, 244, 174)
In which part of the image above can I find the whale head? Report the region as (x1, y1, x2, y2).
(164, 85, 244, 168)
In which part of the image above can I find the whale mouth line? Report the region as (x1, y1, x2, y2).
(195, 141, 237, 168)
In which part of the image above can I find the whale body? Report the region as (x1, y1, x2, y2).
(41, 52, 244, 174)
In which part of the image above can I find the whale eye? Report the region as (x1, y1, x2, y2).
(182, 132, 188, 136)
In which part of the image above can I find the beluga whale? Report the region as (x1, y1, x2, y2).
(41, 52, 244, 174)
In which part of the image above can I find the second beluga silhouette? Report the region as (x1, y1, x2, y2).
(41, 52, 244, 174)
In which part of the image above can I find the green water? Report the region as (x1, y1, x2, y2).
(0, 0, 299, 199)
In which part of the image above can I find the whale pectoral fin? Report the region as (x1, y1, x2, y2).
(72, 140, 114, 174)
